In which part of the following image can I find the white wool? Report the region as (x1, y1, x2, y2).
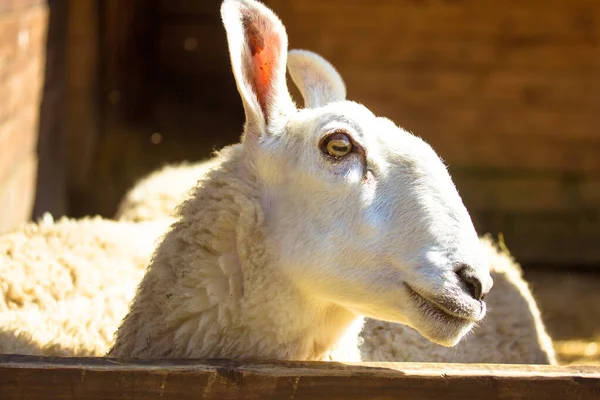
(113, 159, 558, 364)
(109, 146, 364, 360)
(115, 160, 219, 222)
(110, 154, 557, 362)
(0, 215, 554, 364)
(0, 216, 171, 356)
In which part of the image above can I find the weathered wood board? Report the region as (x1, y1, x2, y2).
(0, 355, 599, 400)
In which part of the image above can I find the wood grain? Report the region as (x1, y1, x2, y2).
(0, 355, 599, 400)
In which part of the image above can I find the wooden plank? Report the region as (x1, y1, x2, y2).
(0, 57, 44, 123)
(158, 0, 219, 17)
(454, 175, 580, 213)
(470, 210, 600, 266)
(452, 172, 600, 213)
(157, 23, 230, 76)
(0, 104, 39, 186)
(102, 0, 155, 123)
(343, 68, 600, 116)
(31, 0, 68, 220)
(488, 212, 600, 266)
(270, 0, 600, 49)
(306, 36, 599, 73)
(64, 0, 100, 212)
(0, 4, 47, 73)
(0, 0, 45, 14)
(0, 355, 599, 400)
(0, 152, 37, 233)
(402, 125, 600, 173)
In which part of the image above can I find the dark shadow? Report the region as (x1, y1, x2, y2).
(32, 0, 68, 220)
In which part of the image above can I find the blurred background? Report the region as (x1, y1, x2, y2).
(0, 0, 599, 364)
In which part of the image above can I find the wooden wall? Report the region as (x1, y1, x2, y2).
(267, 0, 600, 266)
(8, 0, 599, 267)
(64, 0, 244, 217)
(33, 0, 67, 221)
(0, 0, 48, 232)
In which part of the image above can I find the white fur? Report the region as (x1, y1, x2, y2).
(287, 49, 346, 108)
(110, 159, 558, 365)
(0, 216, 554, 364)
(115, 160, 220, 222)
(108, 0, 492, 360)
(360, 237, 557, 365)
(0, 215, 172, 356)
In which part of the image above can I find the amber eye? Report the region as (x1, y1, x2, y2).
(321, 132, 353, 158)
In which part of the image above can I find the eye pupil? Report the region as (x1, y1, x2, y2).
(322, 133, 353, 157)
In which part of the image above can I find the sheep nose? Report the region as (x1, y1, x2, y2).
(455, 265, 490, 301)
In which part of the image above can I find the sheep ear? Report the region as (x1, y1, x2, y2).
(287, 49, 346, 109)
(221, 0, 295, 136)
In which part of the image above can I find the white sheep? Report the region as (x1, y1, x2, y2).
(0, 215, 555, 363)
(114, 165, 556, 364)
(361, 236, 556, 364)
(108, 11, 556, 365)
(0, 0, 555, 365)
(0, 214, 171, 356)
(107, 0, 493, 361)
(111, 154, 557, 364)
(115, 160, 219, 222)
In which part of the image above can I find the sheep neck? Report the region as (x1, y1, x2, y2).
(115, 145, 362, 361)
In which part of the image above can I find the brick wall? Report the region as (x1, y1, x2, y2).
(0, 1, 47, 232)
(266, 0, 600, 266)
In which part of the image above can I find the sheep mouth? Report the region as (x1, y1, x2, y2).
(404, 283, 480, 324)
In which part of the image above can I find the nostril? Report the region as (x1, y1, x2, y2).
(456, 265, 484, 301)
(464, 275, 483, 301)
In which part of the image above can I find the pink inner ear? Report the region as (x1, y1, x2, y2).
(243, 15, 280, 118)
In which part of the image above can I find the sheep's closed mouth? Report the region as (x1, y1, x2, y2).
(404, 283, 480, 324)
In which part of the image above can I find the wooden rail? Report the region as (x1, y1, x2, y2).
(1, 355, 599, 399)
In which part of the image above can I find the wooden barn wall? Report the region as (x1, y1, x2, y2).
(0, 0, 49, 233)
(65, 0, 244, 217)
(33, 0, 68, 221)
(268, 0, 600, 267)
(64, 0, 599, 267)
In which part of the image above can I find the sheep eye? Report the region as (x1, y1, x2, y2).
(321, 132, 353, 158)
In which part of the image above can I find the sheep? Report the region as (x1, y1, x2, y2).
(0, 214, 555, 363)
(115, 160, 219, 222)
(107, 0, 494, 361)
(111, 154, 558, 364)
(360, 236, 557, 365)
(114, 166, 557, 364)
(119, 160, 558, 363)
(0, 214, 170, 312)
(0, 214, 172, 356)
(0, 0, 554, 365)
(2, 190, 555, 362)
(109, 27, 556, 366)
(0, 211, 555, 363)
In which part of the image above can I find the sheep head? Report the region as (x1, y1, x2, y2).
(221, 0, 493, 347)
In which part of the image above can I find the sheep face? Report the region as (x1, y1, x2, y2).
(257, 101, 492, 347)
(221, 0, 492, 347)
